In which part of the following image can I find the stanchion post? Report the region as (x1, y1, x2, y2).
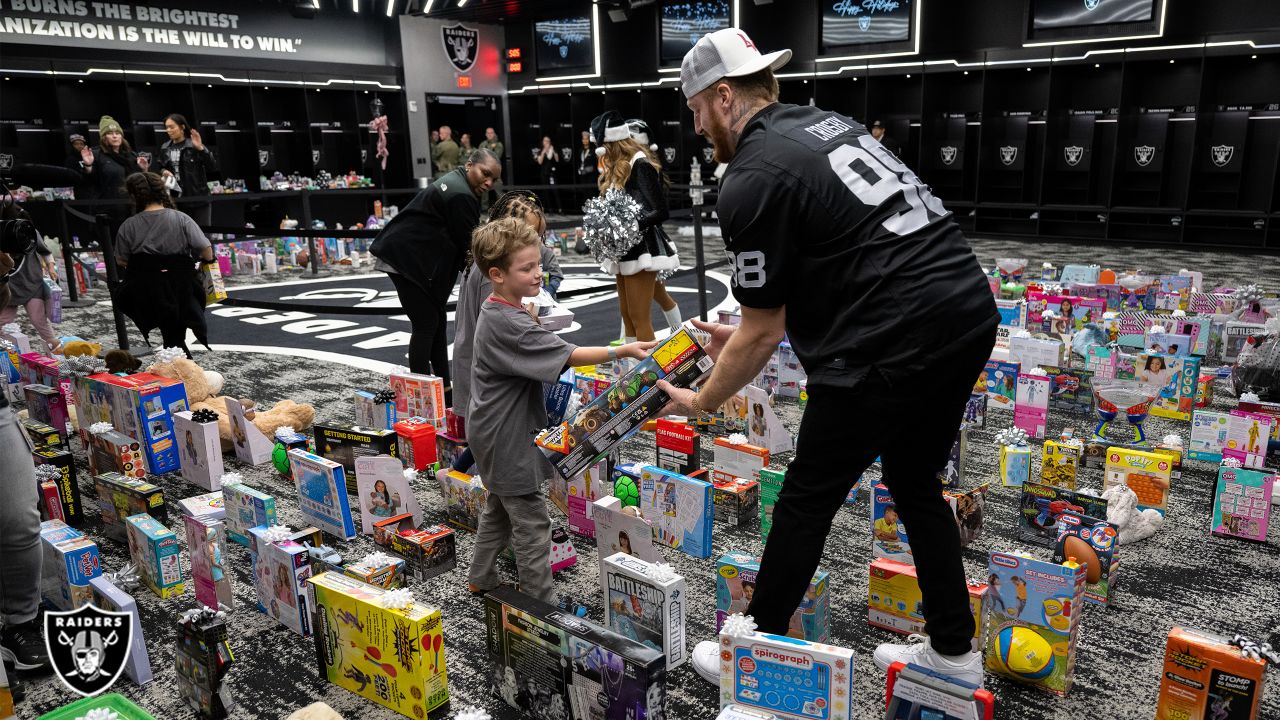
(95, 214, 131, 351)
(691, 186, 708, 321)
(56, 201, 80, 304)
(302, 189, 319, 276)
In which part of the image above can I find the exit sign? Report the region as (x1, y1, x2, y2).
(456, 75, 472, 89)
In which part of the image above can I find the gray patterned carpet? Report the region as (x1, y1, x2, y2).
(11, 225, 1280, 720)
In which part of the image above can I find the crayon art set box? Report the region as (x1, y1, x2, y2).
(309, 572, 449, 719)
(484, 586, 665, 720)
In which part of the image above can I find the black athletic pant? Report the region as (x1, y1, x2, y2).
(746, 322, 997, 655)
(389, 273, 450, 390)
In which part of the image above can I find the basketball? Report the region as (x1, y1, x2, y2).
(614, 475, 640, 507)
(996, 625, 1055, 680)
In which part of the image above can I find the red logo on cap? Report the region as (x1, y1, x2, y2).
(737, 32, 755, 50)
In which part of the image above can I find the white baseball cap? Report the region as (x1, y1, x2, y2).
(680, 28, 792, 99)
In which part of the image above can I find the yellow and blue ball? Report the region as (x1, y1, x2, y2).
(995, 626, 1055, 680)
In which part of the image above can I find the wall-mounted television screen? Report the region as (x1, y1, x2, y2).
(535, 16, 594, 73)
(1032, 0, 1154, 30)
(660, 1, 732, 65)
(822, 0, 915, 51)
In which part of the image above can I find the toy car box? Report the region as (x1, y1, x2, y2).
(716, 551, 829, 643)
(537, 328, 713, 479)
(89, 576, 154, 686)
(94, 472, 166, 543)
(1017, 482, 1109, 548)
(638, 465, 713, 559)
(39, 519, 101, 610)
(484, 585, 665, 720)
(33, 445, 82, 526)
(125, 513, 185, 599)
(868, 558, 986, 651)
(601, 551, 687, 669)
(1051, 512, 1120, 605)
(288, 449, 357, 541)
(313, 423, 397, 494)
(717, 626, 855, 720)
(985, 551, 1086, 696)
(309, 571, 449, 719)
(222, 481, 277, 547)
(1155, 626, 1268, 720)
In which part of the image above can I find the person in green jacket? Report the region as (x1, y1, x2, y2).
(432, 125, 460, 175)
(479, 127, 505, 208)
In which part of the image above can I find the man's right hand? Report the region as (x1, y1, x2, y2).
(80, 146, 94, 166)
(689, 318, 735, 361)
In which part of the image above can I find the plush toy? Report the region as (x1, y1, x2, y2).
(146, 348, 314, 450)
(61, 340, 102, 358)
(284, 703, 345, 720)
(1101, 481, 1164, 544)
(104, 349, 143, 374)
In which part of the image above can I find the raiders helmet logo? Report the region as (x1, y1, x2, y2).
(999, 146, 1018, 166)
(664, 147, 676, 163)
(441, 24, 479, 73)
(1134, 145, 1155, 167)
(258, 149, 270, 167)
(312, 149, 321, 166)
(560, 45, 569, 58)
(45, 604, 133, 697)
(702, 147, 714, 163)
(0, 153, 13, 171)
(561, 147, 572, 162)
(1084, 0, 1101, 9)
(940, 146, 957, 165)
(1210, 144, 1234, 168)
(361, 149, 368, 163)
(859, 16, 871, 31)
(1064, 145, 1084, 166)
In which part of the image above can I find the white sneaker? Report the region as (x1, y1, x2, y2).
(873, 634, 983, 687)
(691, 640, 720, 685)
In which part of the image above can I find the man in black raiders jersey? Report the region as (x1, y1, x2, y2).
(661, 28, 998, 687)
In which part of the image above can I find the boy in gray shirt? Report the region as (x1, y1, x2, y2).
(466, 217, 653, 602)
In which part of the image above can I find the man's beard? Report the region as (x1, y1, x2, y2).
(706, 123, 735, 164)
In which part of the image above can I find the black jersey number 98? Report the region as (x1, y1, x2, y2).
(828, 134, 947, 236)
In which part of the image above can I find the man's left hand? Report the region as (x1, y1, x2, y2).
(655, 379, 697, 418)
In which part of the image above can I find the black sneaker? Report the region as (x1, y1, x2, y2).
(0, 620, 51, 672)
(3, 666, 23, 703)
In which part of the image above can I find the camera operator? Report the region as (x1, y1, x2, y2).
(0, 204, 60, 354)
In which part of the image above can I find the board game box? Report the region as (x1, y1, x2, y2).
(717, 626, 855, 720)
(1211, 466, 1274, 542)
(484, 585, 665, 720)
(601, 552, 687, 669)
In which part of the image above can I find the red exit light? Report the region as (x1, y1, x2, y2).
(456, 75, 473, 89)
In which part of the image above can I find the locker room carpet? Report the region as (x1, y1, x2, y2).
(12, 229, 1280, 720)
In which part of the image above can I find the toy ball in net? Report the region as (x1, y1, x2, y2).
(996, 625, 1055, 680)
(272, 442, 291, 475)
(614, 475, 640, 507)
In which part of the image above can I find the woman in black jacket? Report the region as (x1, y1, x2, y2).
(591, 111, 679, 342)
(78, 115, 149, 201)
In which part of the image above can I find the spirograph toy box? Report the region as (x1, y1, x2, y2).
(717, 628, 855, 720)
(484, 585, 665, 720)
(867, 558, 986, 652)
(601, 551, 688, 669)
(125, 513, 184, 599)
(537, 328, 713, 479)
(222, 482, 277, 547)
(1103, 446, 1173, 515)
(1155, 626, 1267, 720)
(308, 571, 449, 719)
(985, 551, 1086, 696)
(716, 551, 829, 643)
(637, 465, 713, 559)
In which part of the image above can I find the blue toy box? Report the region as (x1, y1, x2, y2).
(637, 465, 713, 559)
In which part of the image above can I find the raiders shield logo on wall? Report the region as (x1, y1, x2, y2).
(1210, 144, 1235, 168)
(258, 149, 270, 168)
(442, 23, 479, 73)
(1064, 145, 1084, 166)
(999, 146, 1018, 166)
(560, 147, 572, 162)
(1134, 145, 1155, 167)
(702, 147, 714, 163)
(0, 153, 14, 171)
(45, 604, 133, 697)
(859, 16, 871, 31)
(1084, 0, 1101, 9)
(940, 146, 957, 165)
(312, 149, 321, 166)
(663, 147, 677, 163)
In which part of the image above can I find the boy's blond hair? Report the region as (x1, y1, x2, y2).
(472, 217, 542, 274)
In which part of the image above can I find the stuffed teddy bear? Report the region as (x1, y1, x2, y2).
(1101, 481, 1164, 544)
(61, 340, 102, 358)
(104, 349, 143, 374)
(146, 347, 314, 450)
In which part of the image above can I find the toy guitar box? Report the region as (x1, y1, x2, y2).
(1155, 626, 1268, 720)
(716, 622, 855, 720)
(1017, 482, 1109, 548)
(985, 552, 1086, 696)
(716, 551, 830, 643)
(537, 328, 713, 479)
(637, 465, 713, 559)
(309, 572, 449, 719)
(601, 551, 687, 669)
(484, 585, 666, 720)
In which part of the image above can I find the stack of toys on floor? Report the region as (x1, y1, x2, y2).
(2, 255, 1279, 720)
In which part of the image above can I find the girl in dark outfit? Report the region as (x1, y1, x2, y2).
(591, 111, 680, 342)
(113, 172, 214, 357)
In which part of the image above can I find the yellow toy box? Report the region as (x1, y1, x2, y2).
(867, 559, 986, 652)
(1040, 438, 1082, 489)
(307, 572, 448, 719)
(1103, 446, 1173, 515)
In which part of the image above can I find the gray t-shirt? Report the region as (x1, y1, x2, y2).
(450, 263, 490, 417)
(468, 298, 576, 496)
(115, 208, 210, 263)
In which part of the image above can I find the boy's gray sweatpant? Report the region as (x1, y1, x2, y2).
(468, 491, 553, 603)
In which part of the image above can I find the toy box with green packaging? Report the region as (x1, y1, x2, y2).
(758, 468, 785, 543)
(985, 551, 1086, 696)
(716, 551, 829, 643)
